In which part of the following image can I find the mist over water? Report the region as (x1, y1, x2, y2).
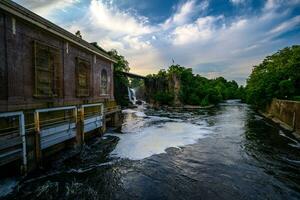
(2, 100, 300, 200)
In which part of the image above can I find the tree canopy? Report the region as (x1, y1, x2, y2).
(145, 65, 244, 106)
(245, 45, 300, 107)
(109, 45, 300, 108)
(108, 49, 130, 106)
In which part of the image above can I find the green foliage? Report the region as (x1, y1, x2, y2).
(145, 64, 243, 106)
(130, 78, 144, 88)
(108, 49, 130, 106)
(279, 80, 295, 98)
(108, 49, 130, 72)
(245, 45, 300, 107)
(200, 95, 210, 106)
(153, 91, 174, 105)
(292, 96, 300, 101)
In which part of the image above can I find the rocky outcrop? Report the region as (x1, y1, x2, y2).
(145, 72, 182, 106)
(168, 73, 181, 106)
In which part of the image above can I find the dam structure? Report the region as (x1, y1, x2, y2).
(0, 0, 121, 175)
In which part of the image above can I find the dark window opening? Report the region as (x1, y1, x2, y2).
(76, 58, 90, 97)
(101, 69, 108, 95)
(33, 41, 61, 97)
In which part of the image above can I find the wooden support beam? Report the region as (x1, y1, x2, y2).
(34, 111, 42, 165)
(76, 107, 84, 146)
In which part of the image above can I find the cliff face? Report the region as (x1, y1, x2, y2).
(145, 72, 181, 106)
(266, 99, 300, 135)
(168, 73, 181, 106)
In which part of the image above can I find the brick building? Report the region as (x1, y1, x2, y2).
(0, 0, 121, 174)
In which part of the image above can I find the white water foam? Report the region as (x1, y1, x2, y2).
(108, 119, 212, 160)
(122, 109, 137, 114)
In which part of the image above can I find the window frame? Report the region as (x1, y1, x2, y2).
(100, 69, 109, 96)
(33, 41, 61, 98)
(75, 57, 91, 97)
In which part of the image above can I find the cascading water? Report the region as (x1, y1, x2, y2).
(128, 87, 137, 105)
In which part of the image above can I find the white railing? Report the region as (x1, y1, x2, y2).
(80, 103, 104, 136)
(0, 111, 27, 169)
(0, 103, 118, 168)
(34, 106, 77, 150)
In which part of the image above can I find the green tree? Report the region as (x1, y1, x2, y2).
(245, 45, 300, 107)
(145, 65, 242, 106)
(108, 49, 130, 106)
(279, 79, 295, 99)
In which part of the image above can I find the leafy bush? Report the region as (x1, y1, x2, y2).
(153, 91, 174, 105)
(279, 80, 295, 99)
(108, 50, 130, 106)
(200, 95, 210, 106)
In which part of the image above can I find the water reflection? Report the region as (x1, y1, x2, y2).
(2, 101, 300, 200)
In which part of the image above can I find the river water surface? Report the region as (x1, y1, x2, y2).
(2, 100, 300, 200)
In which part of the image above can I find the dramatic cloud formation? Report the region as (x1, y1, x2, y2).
(14, 0, 80, 18)
(14, 0, 300, 84)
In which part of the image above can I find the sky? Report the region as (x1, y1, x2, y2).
(13, 0, 300, 84)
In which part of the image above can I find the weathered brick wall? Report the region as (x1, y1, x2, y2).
(0, 12, 7, 104)
(267, 99, 300, 133)
(0, 11, 114, 112)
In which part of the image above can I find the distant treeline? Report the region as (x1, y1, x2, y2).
(145, 65, 244, 106)
(245, 45, 300, 107)
(109, 45, 300, 108)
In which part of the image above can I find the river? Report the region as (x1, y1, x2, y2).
(1, 100, 300, 200)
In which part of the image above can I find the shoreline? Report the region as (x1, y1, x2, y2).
(145, 104, 215, 111)
(259, 111, 300, 140)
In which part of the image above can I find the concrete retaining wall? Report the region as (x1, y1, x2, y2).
(267, 99, 300, 134)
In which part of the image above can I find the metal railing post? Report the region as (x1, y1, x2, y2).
(19, 113, 27, 174)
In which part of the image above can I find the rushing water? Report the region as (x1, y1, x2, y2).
(2, 100, 300, 200)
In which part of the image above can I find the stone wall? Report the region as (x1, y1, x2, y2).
(267, 99, 300, 134)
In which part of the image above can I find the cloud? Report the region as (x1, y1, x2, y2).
(88, 0, 154, 36)
(172, 15, 224, 45)
(264, 0, 300, 11)
(162, 0, 209, 29)
(269, 15, 300, 35)
(14, 0, 80, 17)
(68, 0, 162, 73)
(12, 0, 300, 85)
(229, 0, 246, 5)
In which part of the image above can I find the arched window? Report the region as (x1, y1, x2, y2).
(100, 69, 108, 95)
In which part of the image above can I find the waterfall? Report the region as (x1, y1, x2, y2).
(128, 87, 137, 105)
